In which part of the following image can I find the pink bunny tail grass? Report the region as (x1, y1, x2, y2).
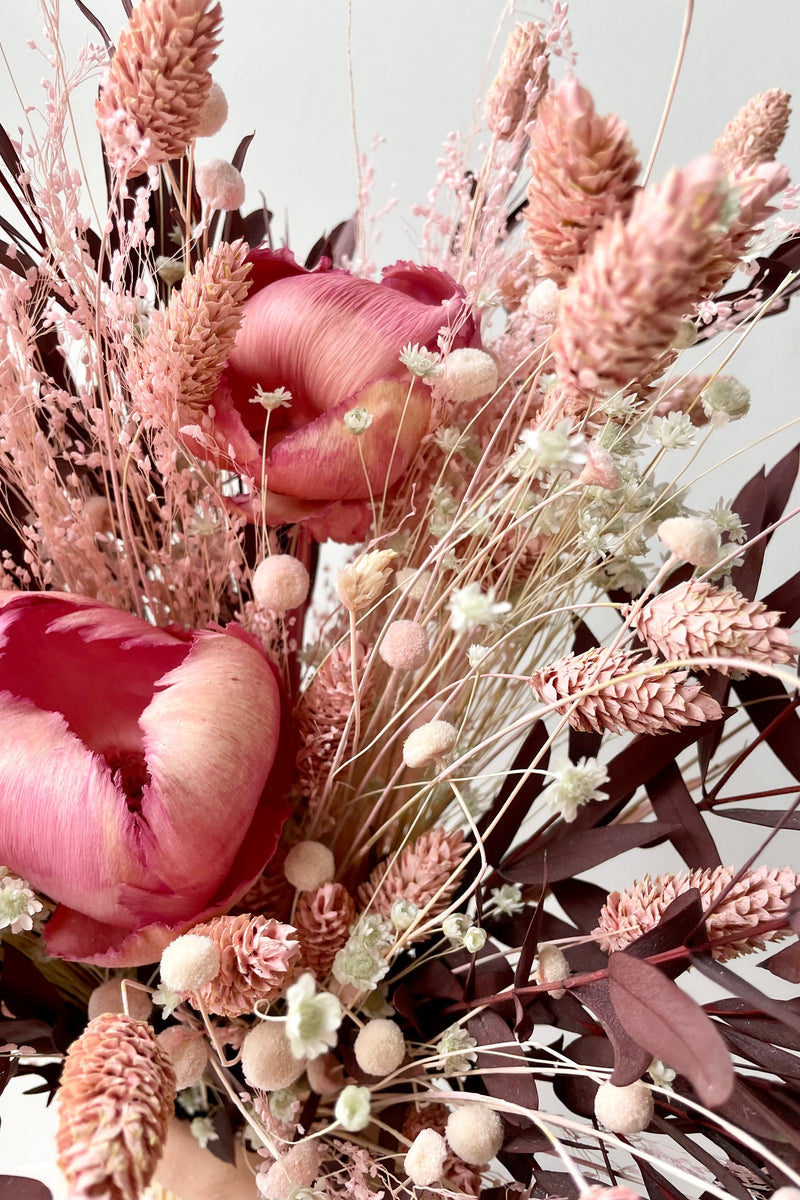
(56, 1013, 176, 1200)
(524, 79, 640, 287)
(551, 157, 730, 410)
(96, 0, 222, 178)
(627, 580, 799, 674)
(596, 866, 800, 962)
(357, 828, 469, 925)
(712, 88, 792, 175)
(295, 881, 357, 978)
(128, 240, 251, 423)
(529, 646, 723, 735)
(485, 21, 549, 141)
(187, 914, 301, 1016)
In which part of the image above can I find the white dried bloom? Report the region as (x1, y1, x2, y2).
(648, 1058, 676, 1089)
(706, 500, 746, 543)
(391, 898, 419, 930)
(651, 411, 696, 450)
(436, 1026, 478, 1076)
(463, 926, 487, 953)
(702, 376, 750, 422)
(334, 1084, 372, 1132)
(436, 348, 498, 403)
(403, 719, 458, 768)
(344, 405, 374, 435)
(446, 1105, 504, 1164)
(449, 582, 511, 632)
(332, 915, 393, 990)
(151, 985, 182, 1018)
(400, 342, 440, 378)
(519, 419, 587, 475)
(404, 1128, 448, 1187)
(160, 934, 220, 992)
(353, 1019, 406, 1076)
(338, 550, 397, 612)
(442, 914, 471, 943)
(0, 874, 42, 934)
(526, 277, 560, 323)
(467, 643, 489, 670)
(542, 757, 609, 822)
(154, 255, 185, 286)
(490, 883, 524, 915)
(190, 1115, 218, 1149)
(251, 384, 292, 411)
(285, 973, 342, 1060)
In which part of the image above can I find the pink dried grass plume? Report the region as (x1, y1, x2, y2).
(551, 157, 729, 408)
(357, 828, 469, 923)
(96, 0, 222, 178)
(188, 913, 301, 1016)
(529, 646, 723, 735)
(524, 79, 640, 286)
(627, 580, 799, 674)
(712, 89, 792, 175)
(129, 239, 251, 424)
(485, 22, 548, 140)
(596, 866, 800, 961)
(295, 881, 357, 978)
(56, 1012, 176, 1200)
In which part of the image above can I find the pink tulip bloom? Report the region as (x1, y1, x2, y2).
(0, 592, 290, 966)
(186, 248, 477, 541)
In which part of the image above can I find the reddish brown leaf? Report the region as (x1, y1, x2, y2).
(732, 674, 800, 783)
(0, 1180, 53, 1200)
(608, 951, 734, 1107)
(570, 979, 652, 1087)
(790, 887, 800, 935)
(691, 952, 800, 1037)
(760, 940, 800, 984)
(502, 821, 680, 884)
(645, 760, 722, 868)
(720, 1023, 800, 1081)
(467, 1009, 538, 1121)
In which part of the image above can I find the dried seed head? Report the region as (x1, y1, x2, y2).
(252, 554, 311, 614)
(96, 0, 222, 178)
(353, 1019, 406, 1077)
(712, 88, 792, 175)
(446, 1105, 504, 1165)
(284, 841, 336, 891)
(260, 1141, 322, 1199)
(295, 882, 356, 978)
(594, 1080, 654, 1134)
(536, 943, 570, 998)
(241, 1021, 305, 1091)
(195, 79, 229, 137)
(195, 158, 245, 210)
(379, 620, 429, 671)
(485, 21, 548, 139)
(402, 719, 459, 768)
(433, 348, 499, 404)
(337, 550, 397, 612)
(87, 978, 153, 1023)
(156, 1026, 207, 1088)
(160, 933, 220, 992)
(57, 1013, 176, 1200)
(658, 516, 720, 567)
(404, 1128, 448, 1188)
(188, 914, 301, 1017)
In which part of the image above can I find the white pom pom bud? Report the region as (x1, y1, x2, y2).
(403, 719, 458, 768)
(260, 1141, 322, 1200)
(284, 841, 335, 891)
(404, 1128, 448, 1187)
(195, 159, 245, 211)
(594, 1080, 654, 1134)
(463, 926, 487, 954)
(253, 554, 310, 614)
(160, 934, 220, 992)
(195, 80, 229, 137)
(87, 978, 153, 1023)
(437, 348, 498, 404)
(446, 1105, 504, 1164)
(353, 1019, 406, 1077)
(536, 942, 570, 999)
(526, 278, 560, 324)
(156, 1026, 208, 1088)
(657, 516, 720, 567)
(241, 1021, 306, 1091)
(379, 620, 429, 671)
(334, 1084, 371, 1132)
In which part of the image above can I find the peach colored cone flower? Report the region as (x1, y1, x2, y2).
(529, 646, 723, 735)
(596, 866, 800, 961)
(712, 88, 792, 175)
(357, 829, 469, 925)
(57, 1012, 176, 1200)
(96, 0, 222, 178)
(485, 22, 548, 140)
(524, 79, 640, 286)
(187, 914, 301, 1016)
(627, 580, 799, 674)
(295, 881, 357, 978)
(0, 592, 288, 966)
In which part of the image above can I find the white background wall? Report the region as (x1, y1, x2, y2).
(1, 2, 799, 1193)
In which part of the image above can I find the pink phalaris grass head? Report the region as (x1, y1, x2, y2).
(529, 646, 723, 735)
(596, 866, 800, 961)
(96, 0, 222, 178)
(552, 156, 729, 408)
(485, 22, 548, 140)
(295, 881, 356, 978)
(56, 1012, 176, 1200)
(186, 913, 300, 1016)
(710, 160, 790, 291)
(524, 79, 640, 287)
(0, 591, 288, 966)
(712, 88, 792, 175)
(129, 240, 251, 424)
(357, 828, 469, 924)
(626, 580, 799, 675)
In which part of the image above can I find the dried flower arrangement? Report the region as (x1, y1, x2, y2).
(1, 3, 800, 1200)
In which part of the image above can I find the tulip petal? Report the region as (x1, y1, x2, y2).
(258, 378, 431, 500)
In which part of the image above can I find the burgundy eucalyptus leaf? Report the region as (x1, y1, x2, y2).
(764, 567, 800, 626)
(720, 1023, 800, 1082)
(691, 954, 800, 1038)
(731, 673, 800, 782)
(467, 1009, 538, 1121)
(729, 468, 767, 598)
(607, 951, 734, 1107)
(551, 1033, 612, 1117)
(708, 998, 800, 1051)
(502, 821, 680, 884)
(0, 1179, 53, 1200)
(644, 760, 722, 868)
(715, 1078, 800, 1149)
(718, 806, 800, 829)
(639, 1161, 692, 1200)
(621, 889, 705, 978)
(550, 878, 608, 933)
(570, 978, 652, 1086)
(759, 940, 800, 983)
(790, 887, 800, 934)
(477, 721, 550, 875)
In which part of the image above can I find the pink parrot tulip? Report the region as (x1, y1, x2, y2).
(185, 248, 477, 541)
(0, 592, 290, 966)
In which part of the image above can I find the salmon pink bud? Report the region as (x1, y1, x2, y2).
(0, 592, 289, 966)
(252, 554, 310, 614)
(195, 158, 245, 210)
(196, 248, 478, 541)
